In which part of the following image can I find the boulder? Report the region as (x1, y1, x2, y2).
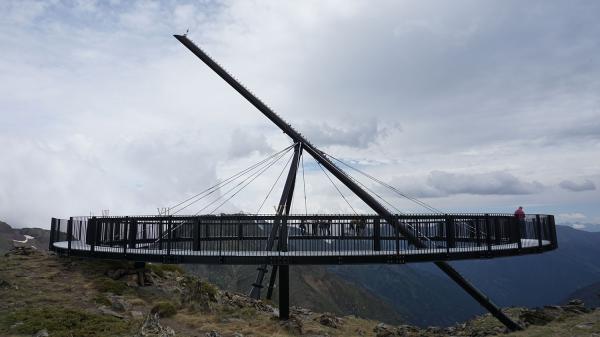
(316, 313, 343, 329)
(279, 315, 304, 335)
(137, 313, 175, 337)
(373, 323, 394, 337)
(33, 329, 49, 337)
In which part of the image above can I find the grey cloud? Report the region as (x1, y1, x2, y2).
(559, 179, 596, 192)
(228, 129, 274, 158)
(300, 120, 398, 148)
(427, 171, 544, 196)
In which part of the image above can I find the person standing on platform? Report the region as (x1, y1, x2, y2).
(514, 206, 526, 235)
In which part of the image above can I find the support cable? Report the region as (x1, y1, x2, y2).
(207, 147, 295, 215)
(323, 152, 443, 214)
(317, 162, 358, 215)
(169, 143, 295, 215)
(255, 149, 296, 214)
(301, 153, 308, 215)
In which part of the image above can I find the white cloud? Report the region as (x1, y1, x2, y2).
(1, 0, 600, 227)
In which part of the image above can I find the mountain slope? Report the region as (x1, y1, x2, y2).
(0, 220, 49, 253)
(185, 264, 405, 324)
(563, 281, 600, 308)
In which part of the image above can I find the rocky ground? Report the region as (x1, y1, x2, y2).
(0, 247, 598, 337)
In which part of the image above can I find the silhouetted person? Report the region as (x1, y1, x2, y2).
(514, 206, 526, 234)
(299, 221, 306, 235)
(514, 206, 525, 220)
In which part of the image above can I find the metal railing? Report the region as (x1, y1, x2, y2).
(49, 213, 557, 264)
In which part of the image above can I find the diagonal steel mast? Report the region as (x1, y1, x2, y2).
(174, 34, 522, 331)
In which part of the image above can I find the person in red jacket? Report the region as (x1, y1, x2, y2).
(514, 206, 525, 220)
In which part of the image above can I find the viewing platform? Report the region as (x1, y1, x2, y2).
(50, 213, 557, 265)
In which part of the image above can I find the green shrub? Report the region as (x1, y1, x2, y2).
(147, 263, 184, 278)
(93, 294, 111, 306)
(199, 280, 219, 301)
(94, 278, 128, 295)
(151, 301, 177, 318)
(0, 306, 133, 337)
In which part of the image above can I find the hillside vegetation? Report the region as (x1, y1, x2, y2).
(1, 247, 599, 337)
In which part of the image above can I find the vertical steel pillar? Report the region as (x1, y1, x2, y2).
(250, 144, 301, 302)
(49, 218, 56, 251)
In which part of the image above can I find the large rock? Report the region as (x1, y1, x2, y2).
(316, 313, 343, 329)
(137, 313, 175, 337)
(279, 315, 304, 335)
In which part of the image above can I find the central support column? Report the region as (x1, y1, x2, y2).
(279, 264, 290, 319)
(249, 143, 301, 322)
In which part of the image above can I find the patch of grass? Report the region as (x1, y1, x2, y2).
(218, 306, 257, 319)
(148, 263, 184, 278)
(151, 301, 178, 318)
(94, 278, 129, 295)
(93, 294, 111, 306)
(0, 306, 134, 337)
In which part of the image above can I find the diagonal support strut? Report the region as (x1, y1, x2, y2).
(249, 143, 301, 320)
(174, 34, 522, 331)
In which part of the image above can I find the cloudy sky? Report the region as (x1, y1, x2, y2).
(1, 0, 599, 230)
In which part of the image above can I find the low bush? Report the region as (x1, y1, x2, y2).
(151, 301, 178, 318)
(94, 278, 128, 295)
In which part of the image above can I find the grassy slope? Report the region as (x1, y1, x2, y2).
(0, 250, 400, 337)
(1, 248, 598, 336)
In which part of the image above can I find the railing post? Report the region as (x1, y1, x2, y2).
(67, 217, 73, 255)
(549, 215, 558, 249)
(128, 218, 137, 249)
(373, 217, 381, 251)
(485, 214, 492, 253)
(90, 217, 96, 254)
(395, 217, 400, 256)
(167, 216, 172, 257)
(445, 215, 455, 250)
(49, 218, 56, 251)
(536, 214, 543, 248)
(494, 217, 502, 245)
(193, 217, 200, 251)
(280, 216, 288, 252)
(475, 217, 482, 247)
(158, 219, 163, 250)
(123, 217, 129, 256)
(513, 216, 522, 251)
(219, 217, 223, 257)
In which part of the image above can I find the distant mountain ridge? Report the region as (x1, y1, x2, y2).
(0, 220, 50, 253)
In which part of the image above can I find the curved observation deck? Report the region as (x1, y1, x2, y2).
(49, 214, 557, 265)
